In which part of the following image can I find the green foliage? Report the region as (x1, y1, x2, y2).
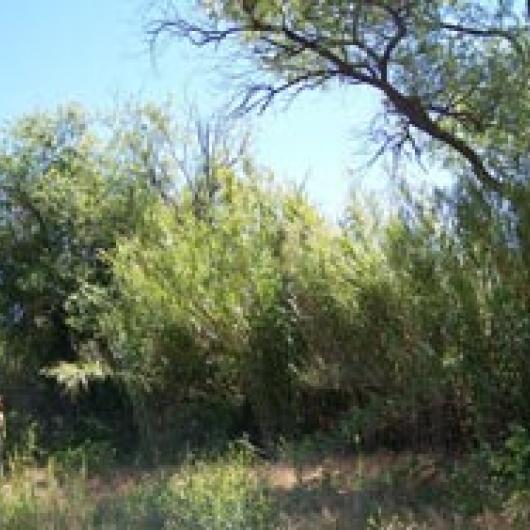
(503, 488, 530, 529)
(0, 103, 183, 451)
(2, 99, 530, 465)
(487, 426, 530, 490)
(51, 439, 117, 477)
(163, 448, 275, 529)
(41, 361, 111, 398)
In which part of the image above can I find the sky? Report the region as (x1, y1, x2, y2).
(0, 0, 445, 218)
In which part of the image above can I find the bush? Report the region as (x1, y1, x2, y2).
(164, 448, 275, 529)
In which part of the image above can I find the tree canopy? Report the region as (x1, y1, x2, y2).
(148, 0, 529, 197)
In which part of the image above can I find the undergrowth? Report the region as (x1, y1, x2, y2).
(2, 431, 530, 529)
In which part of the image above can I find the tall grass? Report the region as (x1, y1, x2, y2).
(2, 438, 530, 529)
(0, 445, 276, 530)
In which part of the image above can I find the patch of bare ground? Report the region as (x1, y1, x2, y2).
(260, 452, 513, 529)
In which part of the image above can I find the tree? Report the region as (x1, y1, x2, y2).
(148, 0, 529, 197)
(176, 105, 252, 219)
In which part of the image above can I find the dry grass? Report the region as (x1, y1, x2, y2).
(0, 451, 527, 529)
(260, 452, 518, 529)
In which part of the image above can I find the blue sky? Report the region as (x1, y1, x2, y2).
(0, 0, 443, 217)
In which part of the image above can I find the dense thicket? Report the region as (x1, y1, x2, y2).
(1, 101, 530, 458)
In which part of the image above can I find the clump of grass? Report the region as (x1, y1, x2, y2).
(165, 447, 275, 529)
(0, 447, 92, 530)
(367, 513, 431, 530)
